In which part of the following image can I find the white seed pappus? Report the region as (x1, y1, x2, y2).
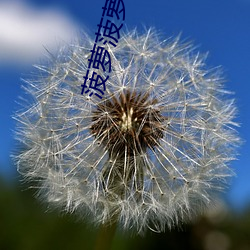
(14, 29, 240, 233)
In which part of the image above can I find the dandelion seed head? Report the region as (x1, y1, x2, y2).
(14, 29, 240, 233)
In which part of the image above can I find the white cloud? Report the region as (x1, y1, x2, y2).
(0, 1, 78, 65)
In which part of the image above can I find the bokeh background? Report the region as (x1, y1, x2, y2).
(1, 0, 249, 249)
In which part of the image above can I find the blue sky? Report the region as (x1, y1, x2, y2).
(1, 0, 249, 210)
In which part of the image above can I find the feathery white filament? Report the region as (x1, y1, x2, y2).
(14, 29, 240, 233)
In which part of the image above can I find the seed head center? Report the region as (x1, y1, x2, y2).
(120, 107, 138, 131)
(90, 90, 164, 158)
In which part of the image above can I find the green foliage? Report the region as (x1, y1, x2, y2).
(0, 178, 96, 250)
(1, 177, 250, 250)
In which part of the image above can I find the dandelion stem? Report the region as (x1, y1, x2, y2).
(94, 221, 117, 250)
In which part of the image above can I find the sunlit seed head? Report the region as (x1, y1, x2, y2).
(14, 29, 240, 233)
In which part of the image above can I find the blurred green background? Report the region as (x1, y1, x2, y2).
(1, 174, 250, 250)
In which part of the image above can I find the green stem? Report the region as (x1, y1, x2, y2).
(94, 221, 117, 250)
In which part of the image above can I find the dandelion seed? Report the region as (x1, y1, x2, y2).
(14, 29, 240, 233)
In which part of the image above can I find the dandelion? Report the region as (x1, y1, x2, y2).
(14, 29, 239, 233)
